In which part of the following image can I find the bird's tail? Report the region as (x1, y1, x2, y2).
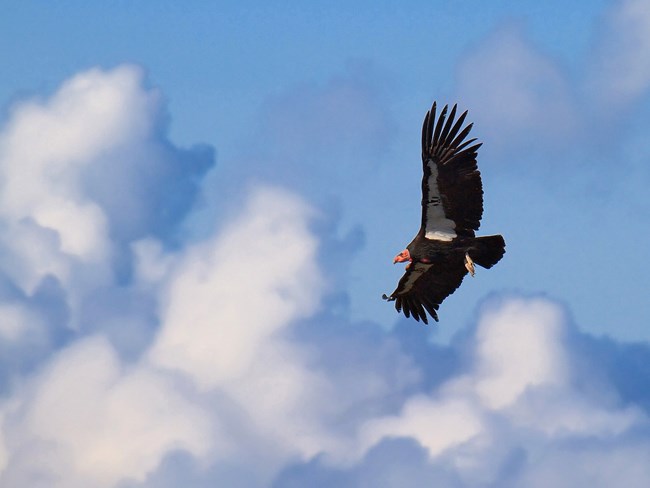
(469, 235, 506, 269)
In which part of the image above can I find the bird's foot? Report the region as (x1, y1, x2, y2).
(465, 253, 475, 277)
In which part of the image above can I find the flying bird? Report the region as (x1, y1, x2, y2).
(383, 102, 505, 324)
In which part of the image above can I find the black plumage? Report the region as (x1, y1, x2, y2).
(383, 102, 506, 324)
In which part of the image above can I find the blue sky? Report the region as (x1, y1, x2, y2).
(1, 0, 650, 486)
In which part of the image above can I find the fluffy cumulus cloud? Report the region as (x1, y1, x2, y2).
(0, 65, 212, 325)
(0, 65, 217, 486)
(1, 336, 211, 488)
(275, 298, 650, 488)
(1, 61, 650, 488)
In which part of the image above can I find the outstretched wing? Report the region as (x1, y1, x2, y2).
(420, 102, 483, 241)
(382, 258, 468, 324)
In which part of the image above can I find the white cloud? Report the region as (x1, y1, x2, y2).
(321, 297, 649, 487)
(360, 396, 484, 459)
(0, 66, 155, 271)
(589, 0, 650, 110)
(0, 302, 43, 342)
(0, 181, 337, 488)
(1, 65, 650, 488)
(145, 186, 352, 481)
(472, 298, 568, 409)
(1, 337, 211, 488)
(455, 0, 650, 152)
(0, 65, 212, 311)
(456, 24, 578, 151)
(0, 65, 214, 486)
(148, 186, 323, 389)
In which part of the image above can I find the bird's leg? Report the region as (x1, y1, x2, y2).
(465, 252, 475, 277)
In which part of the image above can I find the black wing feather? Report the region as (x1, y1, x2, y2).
(422, 102, 436, 155)
(421, 102, 484, 238)
(384, 257, 468, 323)
(431, 104, 448, 149)
(402, 299, 411, 318)
(447, 120, 472, 151)
(437, 104, 457, 153)
(412, 300, 428, 324)
(454, 136, 477, 153)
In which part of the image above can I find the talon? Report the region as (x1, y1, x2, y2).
(465, 252, 475, 277)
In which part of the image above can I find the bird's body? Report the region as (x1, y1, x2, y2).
(407, 236, 470, 262)
(383, 102, 505, 324)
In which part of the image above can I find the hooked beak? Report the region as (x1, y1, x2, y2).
(393, 249, 411, 264)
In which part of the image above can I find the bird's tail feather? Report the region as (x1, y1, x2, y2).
(469, 235, 506, 269)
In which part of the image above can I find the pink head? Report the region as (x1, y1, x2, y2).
(393, 249, 411, 264)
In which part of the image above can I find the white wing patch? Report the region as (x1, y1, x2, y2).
(424, 159, 456, 241)
(400, 262, 433, 294)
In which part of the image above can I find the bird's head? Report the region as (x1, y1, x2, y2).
(393, 249, 411, 264)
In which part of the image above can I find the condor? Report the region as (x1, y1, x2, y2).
(383, 102, 505, 324)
